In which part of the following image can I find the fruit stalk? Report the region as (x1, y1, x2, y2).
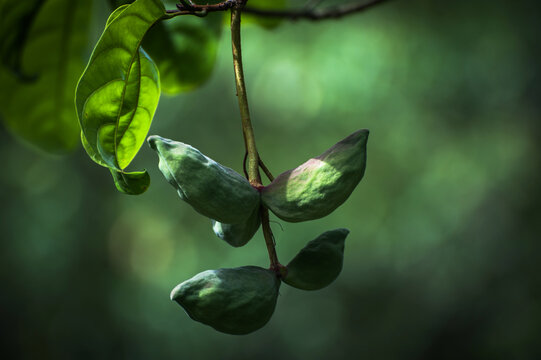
(261, 207, 281, 271)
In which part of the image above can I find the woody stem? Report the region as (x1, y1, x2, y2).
(230, 5, 281, 272)
(231, 4, 260, 187)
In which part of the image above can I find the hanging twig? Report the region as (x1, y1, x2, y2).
(243, 0, 391, 21)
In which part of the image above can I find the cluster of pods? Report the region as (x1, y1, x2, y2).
(148, 129, 369, 334)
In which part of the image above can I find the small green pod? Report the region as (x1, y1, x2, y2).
(148, 135, 260, 224)
(171, 266, 281, 335)
(284, 228, 349, 291)
(261, 129, 369, 222)
(212, 207, 261, 247)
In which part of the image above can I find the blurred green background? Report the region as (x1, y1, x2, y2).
(1, 0, 540, 359)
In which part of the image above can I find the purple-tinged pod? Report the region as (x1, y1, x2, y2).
(261, 130, 369, 222)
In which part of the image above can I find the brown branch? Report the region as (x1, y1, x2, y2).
(177, 0, 235, 12)
(243, 0, 391, 21)
(165, 0, 390, 20)
(165, 0, 237, 17)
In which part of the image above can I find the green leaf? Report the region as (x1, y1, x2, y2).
(283, 228, 349, 291)
(143, 12, 224, 94)
(75, 0, 164, 173)
(106, 3, 130, 25)
(82, 131, 149, 194)
(0, 0, 92, 153)
(109, 168, 150, 195)
(0, 0, 44, 78)
(244, 0, 289, 29)
(107, 0, 132, 8)
(81, 131, 108, 167)
(107, 1, 223, 94)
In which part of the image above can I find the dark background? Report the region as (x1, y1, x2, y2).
(1, 0, 540, 359)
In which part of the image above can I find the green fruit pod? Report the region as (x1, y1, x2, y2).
(212, 207, 261, 247)
(171, 266, 281, 335)
(148, 135, 260, 224)
(261, 129, 369, 222)
(284, 228, 348, 290)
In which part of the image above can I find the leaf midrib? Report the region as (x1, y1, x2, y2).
(111, 11, 160, 170)
(114, 51, 142, 169)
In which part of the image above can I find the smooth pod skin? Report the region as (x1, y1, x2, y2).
(284, 228, 349, 290)
(261, 129, 369, 222)
(212, 207, 261, 247)
(171, 266, 281, 335)
(148, 135, 260, 224)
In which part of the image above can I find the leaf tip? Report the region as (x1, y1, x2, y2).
(110, 169, 151, 195)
